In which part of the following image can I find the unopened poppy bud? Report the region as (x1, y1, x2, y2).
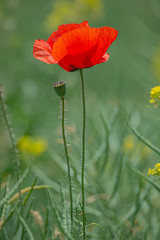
(52, 81, 66, 98)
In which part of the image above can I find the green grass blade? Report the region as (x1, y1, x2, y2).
(17, 209, 35, 240)
(128, 164, 160, 193)
(44, 206, 49, 239)
(1, 228, 9, 240)
(49, 150, 66, 172)
(21, 197, 35, 240)
(1, 203, 18, 228)
(0, 175, 11, 229)
(0, 165, 31, 208)
(116, 184, 150, 229)
(86, 222, 105, 231)
(48, 189, 74, 240)
(109, 149, 124, 201)
(75, 193, 81, 220)
(26, 198, 35, 220)
(128, 124, 160, 155)
(23, 177, 37, 206)
(59, 180, 68, 232)
(91, 142, 106, 164)
(0, 203, 8, 230)
(32, 165, 59, 193)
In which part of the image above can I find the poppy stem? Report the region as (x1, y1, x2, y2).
(61, 96, 73, 233)
(79, 69, 86, 240)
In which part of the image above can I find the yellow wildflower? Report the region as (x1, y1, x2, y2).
(148, 163, 160, 176)
(17, 135, 48, 156)
(149, 86, 160, 106)
(155, 163, 160, 168)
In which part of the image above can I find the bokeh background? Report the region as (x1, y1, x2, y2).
(1, 0, 160, 239)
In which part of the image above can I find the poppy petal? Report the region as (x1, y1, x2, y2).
(47, 21, 89, 48)
(52, 27, 118, 71)
(91, 27, 118, 65)
(33, 40, 57, 64)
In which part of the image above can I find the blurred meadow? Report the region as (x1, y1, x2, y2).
(1, 0, 160, 239)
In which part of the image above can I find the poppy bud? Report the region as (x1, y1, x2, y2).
(52, 81, 66, 98)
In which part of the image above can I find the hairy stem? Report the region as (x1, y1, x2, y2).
(0, 85, 20, 180)
(61, 97, 73, 233)
(80, 69, 86, 240)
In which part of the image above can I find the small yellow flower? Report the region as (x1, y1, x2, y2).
(148, 163, 160, 176)
(150, 86, 160, 106)
(155, 163, 160, 168)
(148, 168, 152, 175)
(17, 135, 48, 156)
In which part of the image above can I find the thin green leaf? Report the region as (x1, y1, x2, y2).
(44, 206, 49, 239)
(32, 165, 59, 193)
(48, 189, 74, 240)
(109, 149, 124, 201)
(0, 203, 8, 230)
(116, 184, 150, 229)
(91, 142, 106, 163)
(49, 150, 66, 172)
(23, 177, 37, 206)
(128, 124, 160, 155)
(59, 180, 68, 232)
(1, 203, 18, 228)
(16, 209, 35, 240)
(26, 198, 35, 220)
(75, 193, 81, 219)
(0, 175, 10, 217)
(0, 165, 31, 208)
(128, 164, 160, 193)
(1, 228, 10, 240)
(21, 198, 35, 240)
(86, 222, 105, 231)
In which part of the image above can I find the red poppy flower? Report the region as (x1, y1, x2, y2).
(33, 21, 118, 72)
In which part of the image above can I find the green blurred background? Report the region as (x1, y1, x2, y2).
(1, 0, 160, 173)
(1, 0, 160, 238)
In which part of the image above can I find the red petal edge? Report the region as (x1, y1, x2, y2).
(33, 40, 57, 64)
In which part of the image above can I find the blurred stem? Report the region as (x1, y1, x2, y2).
(0, 85, 20, 181)
(80, 69, 86, 240)
(0, 85, 22, 209)
(61, 97, 73, 233)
